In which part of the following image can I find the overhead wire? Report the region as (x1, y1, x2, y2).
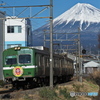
(1, 1, 48, 31)
(0, 0, 49, 47)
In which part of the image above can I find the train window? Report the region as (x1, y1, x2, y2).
(44, 57, 47, 67)
(38, 55, 41, 66)
(58, 59, 60, 68)
(68, 61, 71, 68)
(6, 58, 17, 65)
(64, 59, 67, 68)
(67, 61, 69, 67)
(45, 57, 49, 67)
(47, 58, 49, 67)
(61, 59, 64, 68)
(36, 54, 44, 67)
(54, 59, 59, 67)
(19, 55, 31, 64)
(40, 55, 44, 67)
(42, 56, 45, 67)
(36, 54, 39, 66)
(59, 59, 61, 68)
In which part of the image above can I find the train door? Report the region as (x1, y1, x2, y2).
(42, 56, 45, 76)
(54, 58, 60, 76)
(36, 53, 46, 76)
(36, 54, 41, 76)
(45, 56, 50, 76)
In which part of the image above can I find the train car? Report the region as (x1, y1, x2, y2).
(3, 46, 74, 88)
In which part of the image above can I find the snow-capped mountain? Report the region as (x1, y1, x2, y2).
(32, 3, 100, 53)
(53, 3, 100, 31)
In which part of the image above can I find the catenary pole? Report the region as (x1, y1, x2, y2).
(50, 0, 53, 88)
(78, 27, 82, 82)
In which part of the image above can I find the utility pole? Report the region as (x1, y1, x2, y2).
(50, 0, 53, 88)
(78, 27, 82, 82)
(76, 41, 78, 78)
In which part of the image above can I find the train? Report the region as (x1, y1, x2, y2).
(3, 46, 74, 89)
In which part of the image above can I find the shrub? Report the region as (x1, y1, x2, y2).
(59, 88, 76, 100)
(72, 84, 82, 92)
(91, 70, 100, 85)
(39, 87, 57, 100)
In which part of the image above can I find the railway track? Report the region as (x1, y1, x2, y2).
(0, 89, 14, 94)
(0, 87, 40, 99)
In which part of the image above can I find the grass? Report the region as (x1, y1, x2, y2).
(39, 87, 57, 100)
(0, 77, 99, 100)
(59, 88, 76, 100)
(39, 86, 76, 100)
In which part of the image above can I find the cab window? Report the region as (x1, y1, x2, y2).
(19, 55, 31, 64)
(5, 56, 17, 65)
(6, 58, 17, 65)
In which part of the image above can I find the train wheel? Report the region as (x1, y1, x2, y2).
(12, 82, 20, 90)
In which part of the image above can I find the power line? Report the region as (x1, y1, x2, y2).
(0, 5, 50, 8)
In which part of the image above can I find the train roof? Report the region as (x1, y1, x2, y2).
(29, 46, 49, 51)
(3, 46, 73, 62)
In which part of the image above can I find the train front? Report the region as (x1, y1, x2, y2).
(3, 47, 36, 88)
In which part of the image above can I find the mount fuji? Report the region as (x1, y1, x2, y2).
(32, 3, 100, 53)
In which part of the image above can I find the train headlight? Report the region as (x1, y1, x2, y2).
(14, 47, 18, 50)
(14, 47, 21, 51)
(17, 47, 21, 50)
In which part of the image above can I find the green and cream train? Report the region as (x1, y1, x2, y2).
(3, 46, 74, 88)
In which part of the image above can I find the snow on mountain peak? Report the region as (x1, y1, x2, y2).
(54, 3, 100, 28)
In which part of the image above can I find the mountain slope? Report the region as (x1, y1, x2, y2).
(49, 3, 100, 32)
(54, 3, 100, 24)
(32, 3, 100, 53)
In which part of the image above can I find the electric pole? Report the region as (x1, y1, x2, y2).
(78, 27, 82, 82)
(50, 0, 53, 88)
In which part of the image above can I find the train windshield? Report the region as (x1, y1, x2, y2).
(19, 55, 31, 64)
(6, 57, 17, 65)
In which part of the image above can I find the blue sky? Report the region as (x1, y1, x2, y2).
(0, 0, 100, 30)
